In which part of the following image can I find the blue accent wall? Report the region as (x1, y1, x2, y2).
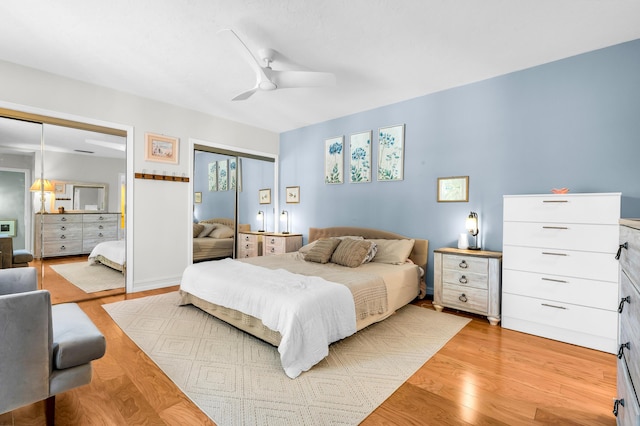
(280, 39, 640, 295)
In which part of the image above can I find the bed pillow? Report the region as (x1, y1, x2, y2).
(304, 238, 341, 264)
(369, 239, 415, 264)
(298, 240, 317, 254)
(331, 238, 371, 268)
(193, 223, 205, 238)
(209, 223, 234, 239)
(362, 240, 378, 264)
(196, 222, 217, 238)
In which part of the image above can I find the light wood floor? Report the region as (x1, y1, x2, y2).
(0, 287, 616, 425)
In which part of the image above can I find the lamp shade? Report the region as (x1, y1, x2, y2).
(466, 212, 478, 236)
(30, 178, 54, 192)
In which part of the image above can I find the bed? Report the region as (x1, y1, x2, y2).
(179, 226, 428, 378)
(192, 218, 250, 262)
(88, 239, 126, 273)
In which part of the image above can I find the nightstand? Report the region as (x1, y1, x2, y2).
(433, 247, 502, 325)
(237, 231, 264, 258)
(263, 233, 302, 256)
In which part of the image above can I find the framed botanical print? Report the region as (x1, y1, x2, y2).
(377, 124, 404, 181)
(286, 186, 300, 203)
(349, 131, 372, 183)
(437, 176, 469, 202)
(259, 188, 271, 204)
(324, 136, 344, 184)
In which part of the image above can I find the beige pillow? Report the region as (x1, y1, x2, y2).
(193, 223, 205, 238)
(304, 238, 341, 264)
(298, 240, 318, 254)
(209, 224, 234, 239)
(331, 238, 371, 268)
(369, 239, 415, 264)
(197, 222, 217, 238)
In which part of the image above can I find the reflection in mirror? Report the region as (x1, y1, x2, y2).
(0, 115, 126, 304)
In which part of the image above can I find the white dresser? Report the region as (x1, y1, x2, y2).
(35, 213, 119, 258)
(502, 193, 621, 353)
(614, 219, 640, 424)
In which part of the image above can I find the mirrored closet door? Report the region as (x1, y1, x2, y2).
(0, 113, 127, 304)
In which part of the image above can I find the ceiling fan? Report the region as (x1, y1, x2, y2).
(218, 28, 336, 101)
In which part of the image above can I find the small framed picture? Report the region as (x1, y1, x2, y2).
(0, 219, 16, 237)
(194, 192, 202, 203)
(437, 176, 469, 202)
(286, 186, 300, 203)
(259, 188, 271, 204)
(144, 132, 179, 164)
(54, 182, 66, 194)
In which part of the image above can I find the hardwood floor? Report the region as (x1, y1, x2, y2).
(0, 289, 616, 425)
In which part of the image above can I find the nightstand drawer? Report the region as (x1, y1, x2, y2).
(616, 358, 640, 425)
(620, 270, 640, 386)
(239, 233, 259, 244)
(443, 255, 487, 274)
(442, 284, 488, 315)
(442, 270, 487, 289)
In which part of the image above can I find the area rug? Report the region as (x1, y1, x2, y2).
(50, 262, 124, 293)
(103, 292, 470, 426)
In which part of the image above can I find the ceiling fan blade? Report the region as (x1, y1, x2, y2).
(218, 28, 272, 84)
(232, 86, 259, 101)
(271, 70, 336, 89)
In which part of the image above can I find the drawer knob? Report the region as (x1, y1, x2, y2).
(613, 398, 624, 417)
(60, 226, 66, 231)
(61, 217, 67, 221)
(459, 275, 468, 284)
(98, 233, 104, 237)
(618, 296, 631, 313)
(245, 244, 249, 249)
(459, 260, 468, 269)
(99, 225, 104, 229)
(617, 342, 630, 359)
(615, 242, 628, 260)
(60, 235, 66, 239)
(458, 293, 467, 303)
(244, 236, 249, 241)
(60, 245, 66, 250)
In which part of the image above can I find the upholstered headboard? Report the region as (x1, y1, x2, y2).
(308, 227, 428, 270)
(199, 218, 251, 233)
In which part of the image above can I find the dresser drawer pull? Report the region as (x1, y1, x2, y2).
(542, 226, 568, 230)
(99, 225, 104, 229)
(245, 244, 250, 249)
(60, 235, 66, 239)
(618, 296, 631, 313)
(542, 200, 568, 203)
(542, 252, 567, 256)
(98, 216, 104, 220)
(541, 303, 566, 310)
(458, 260, 468, 268)
(60, 226, 66, 231)
(458, 276, 468, 284)
(613, 398, 624, 417)
(270, 247, 275, 253)
(61, 217, 67, 221)
(617, 342, 630, 359)
(244, 236, 250, 241)
(615, 242, 628, 260)
(458, 294, 467, 303)
(98, 233, 104, 237)
(269, 238, 275, 244)
(60, 245, 66, 250)
(541, 277, 567, 283)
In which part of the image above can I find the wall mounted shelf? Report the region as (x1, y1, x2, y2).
(134, 172, 189, 182)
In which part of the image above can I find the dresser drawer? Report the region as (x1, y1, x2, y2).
(503, 245, 619, 283)
(620, 270, 640, 386)
(239, 233, 259, 244)
(83, 214, 118, 224)
(620, 225, 640, 290)
(442, 270, 487, 289)
(43, 240, 83, 256)
(616, 358, 640, 426)
(503, 269, 618, 311)
(42, 224, 83, 241)
(442, 284, 488, 315)
(504, 194, 620, 224)
(502, 293, 618, 340)
(503, 222, 618, 252)
(42, 214, 83, 224)
(264, 236, 285, 255)
(443, 254, 488, 274)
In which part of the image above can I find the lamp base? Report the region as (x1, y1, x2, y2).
(282, 231, 290, 234)
(258, 230, 265, 232)
(467, 246, 481, 250)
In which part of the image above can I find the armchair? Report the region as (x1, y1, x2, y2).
(0, 236, 34, 268)
(0, 267, 106, 425)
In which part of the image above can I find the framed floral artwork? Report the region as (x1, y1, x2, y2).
(286, 186, 300, 203)
(229, 158, 237, 190)
(377, 124, 404, 181)
(217, 159, 228, 191)
(208, 162, 217, 191)
(349, 131, 372, 183)
(324, 136, 344, 184)
(259, 188, 271, 204)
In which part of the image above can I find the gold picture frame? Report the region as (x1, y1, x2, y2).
(144, 132, 179, 164)
(259, 188, 271, 204)
(194, 192, 202, 203)
(437, 176, 469, 202)
(286, 186, 300, 203)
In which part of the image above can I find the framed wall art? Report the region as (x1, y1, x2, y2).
(229, 158, 237, 190)
(217, 159, 228, 191)
(194, 192, 202, 203)
(144, 132, 179, 164)
(286, 186, 300, 203)
(324, 136, 344, 184)
(377, 124, 404, 181)
(0, 219, 16, 237)
(349, 131, 372, 183)
(437, 176, 469, 202)
(208, 162, 217, 191)
(259, 188, 271, 204)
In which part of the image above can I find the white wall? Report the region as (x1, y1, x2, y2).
(0, 60, 279, 292)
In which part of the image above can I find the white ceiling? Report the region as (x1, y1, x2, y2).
(1, 0, 640, 134)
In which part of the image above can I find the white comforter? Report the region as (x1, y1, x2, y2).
(180, 258, 357, 378)
(88, 240, 125, 266)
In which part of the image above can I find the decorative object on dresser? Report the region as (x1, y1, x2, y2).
(263, 233, 302, 256)
(433, 247, 502, 325)
(34, 213, 119, 258)
(613, 219, 640, 424)
(502, 192, 621, 354)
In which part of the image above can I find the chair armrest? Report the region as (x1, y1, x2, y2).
(0, 290, 52, 414)
(0, 267, 38, 295)
(52, 303, 106, 370)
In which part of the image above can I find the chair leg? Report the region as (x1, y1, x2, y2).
(45, 395, 55, 426)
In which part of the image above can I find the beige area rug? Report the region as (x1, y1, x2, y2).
(50, 262, 124, 293)
(103, 292, 470, 426)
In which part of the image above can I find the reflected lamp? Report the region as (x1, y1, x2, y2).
(280, 210, 290, 234)
(256, 210, 265, 232)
